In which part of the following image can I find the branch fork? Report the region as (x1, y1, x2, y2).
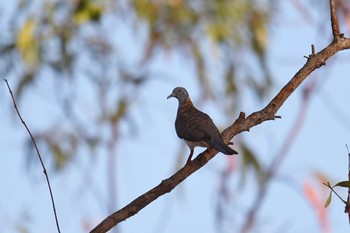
(90, 1, 350, 230)
(3, 0, 349, 232)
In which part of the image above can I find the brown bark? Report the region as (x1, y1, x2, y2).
(90, 1, 350, 232)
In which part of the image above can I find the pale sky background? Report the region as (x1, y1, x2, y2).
(1, 1, 350, 233)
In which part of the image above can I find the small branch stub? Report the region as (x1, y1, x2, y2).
(304, 44, 316, 60)
(304, 44, 327, 68)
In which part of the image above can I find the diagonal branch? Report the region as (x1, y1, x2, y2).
(90, 3, 350, 233)
(223, 39, 350, 142)
(3, 79, 61, 233)
(90, 37, 350, 233)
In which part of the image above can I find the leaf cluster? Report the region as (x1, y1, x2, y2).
(0, 0, 275, 171)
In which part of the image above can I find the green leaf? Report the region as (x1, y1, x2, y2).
(239, 143, 264, 188)
(74, 0, 103, 24)
(334, 181, 350, 188)
(324, 191, 332, 208)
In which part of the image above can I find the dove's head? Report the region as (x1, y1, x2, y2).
(167, 87, 189, 105)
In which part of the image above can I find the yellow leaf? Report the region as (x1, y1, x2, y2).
(206, 23, 228, 43)
(16, 19, 40, 67)
(324, 191, 332, 208)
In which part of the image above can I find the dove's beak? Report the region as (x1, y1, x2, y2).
(167, 93, 174, 99)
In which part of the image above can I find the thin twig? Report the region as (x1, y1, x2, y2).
(3, 79, 61, 233)
(323, 182, 346, 204)
(329, 0, 341, 39)
(346, 144, 350, 223)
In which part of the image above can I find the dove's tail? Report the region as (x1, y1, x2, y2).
(213, 140, 238, 155)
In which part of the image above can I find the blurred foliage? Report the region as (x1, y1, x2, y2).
(0, 0, 276, 171)
(240, 143, 265, 187)
(16, 19, 40, 68)
(133, 0, 273, 96)
(3, 1, 349, 232)
(74, 0, 103, 23)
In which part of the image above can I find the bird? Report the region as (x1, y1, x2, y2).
(167, 87, 238, 163)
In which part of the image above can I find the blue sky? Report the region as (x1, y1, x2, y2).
(1, 1, 350, 233)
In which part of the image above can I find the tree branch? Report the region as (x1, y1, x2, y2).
(3, 79, 61, 233)
(329, 0, 341, 39)
(91, 37, 350, 233)
(90, 4, 350, 233)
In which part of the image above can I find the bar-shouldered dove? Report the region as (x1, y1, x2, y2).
(167, 87, 238, 163)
